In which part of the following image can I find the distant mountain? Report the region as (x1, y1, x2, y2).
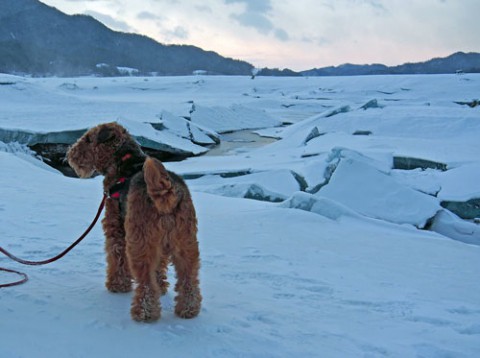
(302, 63, 389, 77)
(256, 67, 301, 77)
(1, 0, 478, 78)
(302, 52, 480, 76)
(0, 0, 254, 76)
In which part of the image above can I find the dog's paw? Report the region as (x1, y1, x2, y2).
(131, 285, 161, 322)
(175, 301, 201, 319)
(130, 305, 160, 323)
(175, 305, 200, 319)
(131, 301, 161, 322)
(175, 289, 202, 319)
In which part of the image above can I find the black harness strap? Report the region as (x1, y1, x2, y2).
(106, 152, 145, 217)
(108, 177, 129, 199)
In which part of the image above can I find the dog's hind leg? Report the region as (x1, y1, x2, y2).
(102, 199, 132, 293)
(125, 227, 162, 322)
(125, 193, 162, 322)
(128, 254, 161, 322)
(172, 235, 202, 319)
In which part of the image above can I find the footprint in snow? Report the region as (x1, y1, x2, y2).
(298, 285, 333, 294)
(447, 306, 480, 316)
(407, 315, 454, 327)
(456, 324, 480, 335)
(273, 293, 296, 300)
(246, 312, 276, 325)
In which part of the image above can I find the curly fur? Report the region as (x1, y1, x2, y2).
(67, 122, 202, 322)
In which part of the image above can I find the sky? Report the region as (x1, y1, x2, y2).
(39, 0, 480, 71)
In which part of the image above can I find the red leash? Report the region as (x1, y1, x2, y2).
(0, 195, 107, 288)
(0, 267, 28, 288)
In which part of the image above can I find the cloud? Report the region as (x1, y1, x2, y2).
(137, 11, 160, 21)
(151, 0, 179, 3)
(195, 5, 212, 13)
(84, 10, 133, 32)
(274, 28, 289, 41)
(158, 25, 190, 42)
(224, 0, 272, 13)
(169, 26, 189, 40)
(319, 0, 386, 14)
(225, 0, 289, 41)
(230, 12, 273, 34)
(136, 15, 190, 41)
(359, 0, 387, 12)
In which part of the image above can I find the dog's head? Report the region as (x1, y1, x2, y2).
(67, 122, 128, 178)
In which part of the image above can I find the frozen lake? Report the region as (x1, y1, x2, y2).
(1, 73, 480, 358)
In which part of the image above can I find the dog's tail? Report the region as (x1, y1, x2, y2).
(143, 157, 178, 214)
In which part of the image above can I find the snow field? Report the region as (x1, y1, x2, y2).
(1, 73, 480, 357)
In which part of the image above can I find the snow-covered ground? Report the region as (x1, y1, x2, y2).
(1, 74, 479, 357)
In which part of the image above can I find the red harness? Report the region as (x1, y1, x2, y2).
(107, 153, 134, 199)
(108, 177, 127, 199)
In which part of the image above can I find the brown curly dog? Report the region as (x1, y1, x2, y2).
(67, 122, 201, 322)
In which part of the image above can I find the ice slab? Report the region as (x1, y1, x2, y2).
(190, 104, 282, 133)
(317, 155, 441, 227)
(430, 210, 480, 246)
(187, 169, 301, 202)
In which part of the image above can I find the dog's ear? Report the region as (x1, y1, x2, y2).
(97, 126, 115, 143)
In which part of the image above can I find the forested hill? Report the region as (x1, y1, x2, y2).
(302, 52, 480, 76)
(0, 0, 254, 76)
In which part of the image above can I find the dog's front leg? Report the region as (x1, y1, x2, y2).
(102, 198, 132, 293)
